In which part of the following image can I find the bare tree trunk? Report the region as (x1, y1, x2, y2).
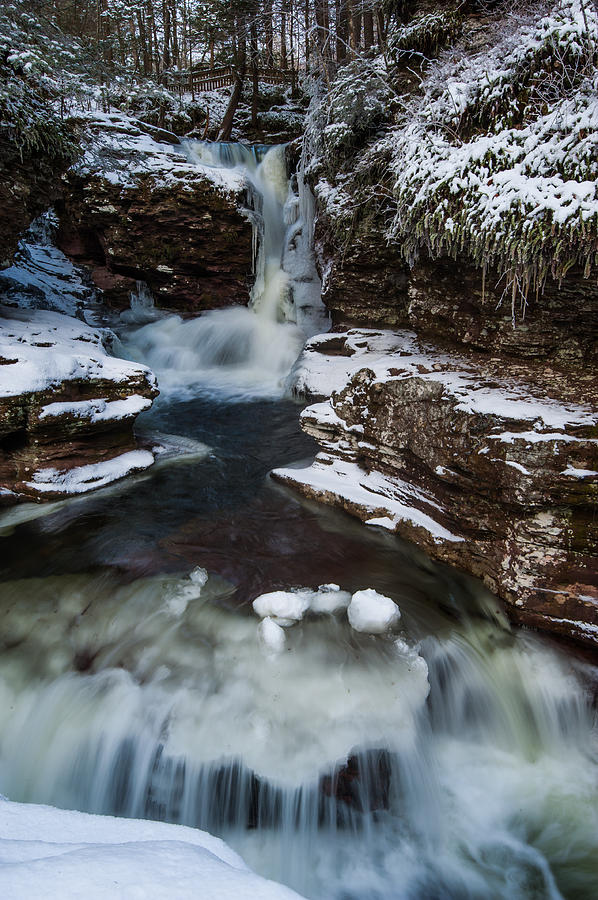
(289, 0, 297, 93)
(162, 0, 171, 69)
(376, 4, 386, 46)
(218, 22, 246, 141)
(264, 0, 274, 66)
(363, 1, 374, 49)
(336, 0, 347, 62)
(315, 0, 331, 76)
(171, 0, 179, 67)
(136, 10, 150, 74)
(353, 4, 362, 49)
(218, 66, 246, 140)
(281, 1, 288, 70)
(305, 0, 310, 68)
(250, 21, 259, 128)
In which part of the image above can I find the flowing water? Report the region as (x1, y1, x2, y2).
(0, 145, 597, 900)
(119, 141, 326, 401)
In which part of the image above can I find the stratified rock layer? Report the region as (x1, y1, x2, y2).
(0, 307, 158, 503)
(56, 114, 254, 311)
(277, 329, 598, 647)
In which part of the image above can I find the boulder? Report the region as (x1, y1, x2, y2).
(56, 114, 254, 312)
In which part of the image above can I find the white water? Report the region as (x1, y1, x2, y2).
(118, 142, 326, 400)
(0, 570, 596, 899)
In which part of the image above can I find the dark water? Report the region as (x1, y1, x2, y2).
(0, 393, 479, 635)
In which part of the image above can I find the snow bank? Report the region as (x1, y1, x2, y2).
(274, 453, 465, 545)
(0, 307, 156, 399)
(75, 112, 246, 197)
(253, 583, 400, 642)
(26, 450, 155, 495)
(309, 583, 352, 614)
(0, 799, 303, 899)
(39, 395, 152, 422)
(348, 589, 401, 634)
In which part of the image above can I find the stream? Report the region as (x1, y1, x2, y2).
(0, 143, 597, 900)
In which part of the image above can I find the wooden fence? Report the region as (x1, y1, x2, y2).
(168, 66, 289, 94)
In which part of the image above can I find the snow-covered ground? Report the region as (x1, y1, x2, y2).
(0, 799, 304, 899)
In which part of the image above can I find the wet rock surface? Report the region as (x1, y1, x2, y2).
(56, 114, 254, 312)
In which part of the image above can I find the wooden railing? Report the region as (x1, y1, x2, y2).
(167, 66, 290, 94)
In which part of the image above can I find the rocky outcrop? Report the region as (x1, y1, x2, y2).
(0, 307, 158, 504)
(315, 222, 410, 328)
(315, 220, 598, 364)
(56, 114, 254, 312)
(0, 138, 73, 270)
(276, 329, 598, 647)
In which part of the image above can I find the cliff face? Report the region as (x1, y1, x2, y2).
(285, 0, 598, 647)
(0, 137, 73, 270)
(56, 114, 254, 312)
(277, 330, 598, 646)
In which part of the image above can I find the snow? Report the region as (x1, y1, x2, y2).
(253, 590, 312, 626)
(253, 586, 353, 632)
(347, 589, 401, 634)
(0, 307, 156, 399)
(309, 584, 352, 614)
(273, 454, 464, 545)
(258, 617, 287, 656)
(490, 431, 598, 445)
(39, 395, 152, 422)
(561, 465, 598, 478)
(189, 566, 209, 587)
(75, 112, 246, 197)
(289, 328, 598, 433)
(25, 450, 155, 494)
(0, 799, 303, 899)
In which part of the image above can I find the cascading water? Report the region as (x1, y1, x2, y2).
(118, 141, 326, 399)
(0, 563, 597, 899)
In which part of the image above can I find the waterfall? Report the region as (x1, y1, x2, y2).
(0, 570, 596, 899)
(118, 141, 327, 400)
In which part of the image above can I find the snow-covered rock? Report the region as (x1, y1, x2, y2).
(0, 306, 158, 503)
(347, 589, 401, 634)
(276, 327, 598, 648)
(0, 799, 303, 899)
(309, 583, 352, 614)
(57, 112, 254, 312)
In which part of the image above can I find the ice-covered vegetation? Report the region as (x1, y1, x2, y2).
(307, 0, 598, 303)
(0, 1, 79, 158)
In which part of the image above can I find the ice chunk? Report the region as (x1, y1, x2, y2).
(310, 584, 352, 614)
(394, 638, 429, 681)
(189, 567, 209, 587)
(347, 589, 401, 634)
(252, 590, 311, 626)
(258, 617, 287, 656)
